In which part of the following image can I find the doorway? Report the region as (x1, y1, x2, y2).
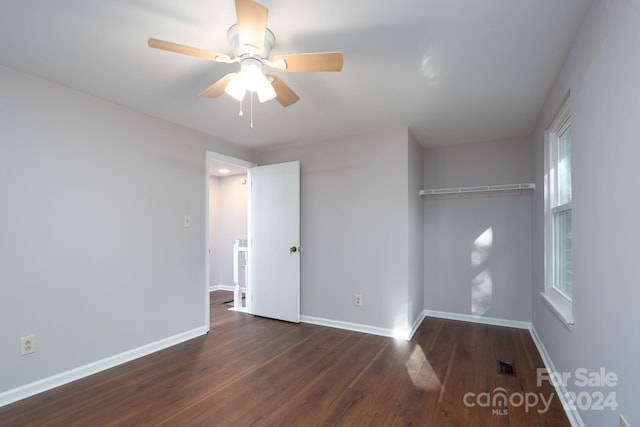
(205, 151, 255, 330)
(205, 152, 301, 329)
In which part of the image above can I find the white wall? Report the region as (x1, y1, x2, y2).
(0, 65, 250, 397)
(209, 174, 248, 289)
(423, 137, 532, 323)
(531, 1, 640, 425)
(255, 128, 415, 333)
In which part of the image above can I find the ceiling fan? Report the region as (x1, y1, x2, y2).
(148, 0, 343, 109)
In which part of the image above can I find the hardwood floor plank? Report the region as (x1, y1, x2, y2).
(0, 294, 571, 427)
(158, 326, 353, 425)
(113, 325, 322, 425)
(269, 333, 389, 426)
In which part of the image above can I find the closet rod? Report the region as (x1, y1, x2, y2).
(419, 183, 535, 196)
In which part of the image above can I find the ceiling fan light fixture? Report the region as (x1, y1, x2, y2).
(224, 75, 246, 101)
(242, 59, 267, 93)
(149, 1, 342, 113)
(257, 81, 277, 103)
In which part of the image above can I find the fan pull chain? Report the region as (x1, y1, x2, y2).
(238, 99, 243, 117)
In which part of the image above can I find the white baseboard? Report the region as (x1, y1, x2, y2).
(0, 326, 208, 408)
(209, 285, 235, 292)
(529, 326, 585, 427)
(424, 310, 531, 330)
(301, 315, 416, 340)
(407, 311, 426, 340)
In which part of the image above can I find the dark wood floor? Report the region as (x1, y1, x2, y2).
(0, 291, 569, 426)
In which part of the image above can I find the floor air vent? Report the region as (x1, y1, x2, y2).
(497, 360, 517, 377)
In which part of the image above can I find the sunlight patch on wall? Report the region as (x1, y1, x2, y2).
(471, 227, 493, 316)
(471, 227, 493, 266)
(472, 268, 493, 315)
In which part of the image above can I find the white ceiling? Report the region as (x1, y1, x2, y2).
(0, 0, 592, 149)
(209, 159, 247, 177)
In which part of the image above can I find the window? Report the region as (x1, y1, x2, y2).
(543, 96, 574, 328)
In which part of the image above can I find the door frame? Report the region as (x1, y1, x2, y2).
(205, 151, 256, 331)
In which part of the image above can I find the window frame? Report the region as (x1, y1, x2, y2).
(542, 96, 574, 329)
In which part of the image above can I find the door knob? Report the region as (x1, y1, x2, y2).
(290, 246, 297, 253)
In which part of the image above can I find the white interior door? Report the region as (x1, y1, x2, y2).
(249, 161, 300, 323)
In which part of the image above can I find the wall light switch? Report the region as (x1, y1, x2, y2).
(183, 215, 191, 228)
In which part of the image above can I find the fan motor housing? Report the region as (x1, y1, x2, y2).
(227, 24, 275, 58)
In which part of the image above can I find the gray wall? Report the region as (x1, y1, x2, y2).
(255, 127, 414, 332)
(423, 137, 532, 322)
(209, 176, 221, 288)
(209, 174, 248, 288)
(408, 133, 424, 327)
(531, 1, 640, 425)
(0, 65, 249, 394)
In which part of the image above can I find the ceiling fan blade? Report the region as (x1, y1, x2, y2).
(272, 52, 343, 72)
(200, 73, 236, 98)
(269, 75, 300, 107)
(235, 0, 268, 55)
(148, 38, 230, 62)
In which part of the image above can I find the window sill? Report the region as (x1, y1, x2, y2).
(540, 292, 574, 331)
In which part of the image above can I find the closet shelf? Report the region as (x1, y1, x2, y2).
(419, 183, 535, 197)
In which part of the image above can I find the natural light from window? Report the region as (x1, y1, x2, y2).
(543, 95, 574, 328)
(471, 227, 493, 316)
(404, 345, 442, 392)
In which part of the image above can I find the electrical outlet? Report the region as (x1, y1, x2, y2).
(354, 294, 362, 306)
(620, 414, 629, 427)
(21, 335, 35, 355)
(183, 215, 191, 228)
